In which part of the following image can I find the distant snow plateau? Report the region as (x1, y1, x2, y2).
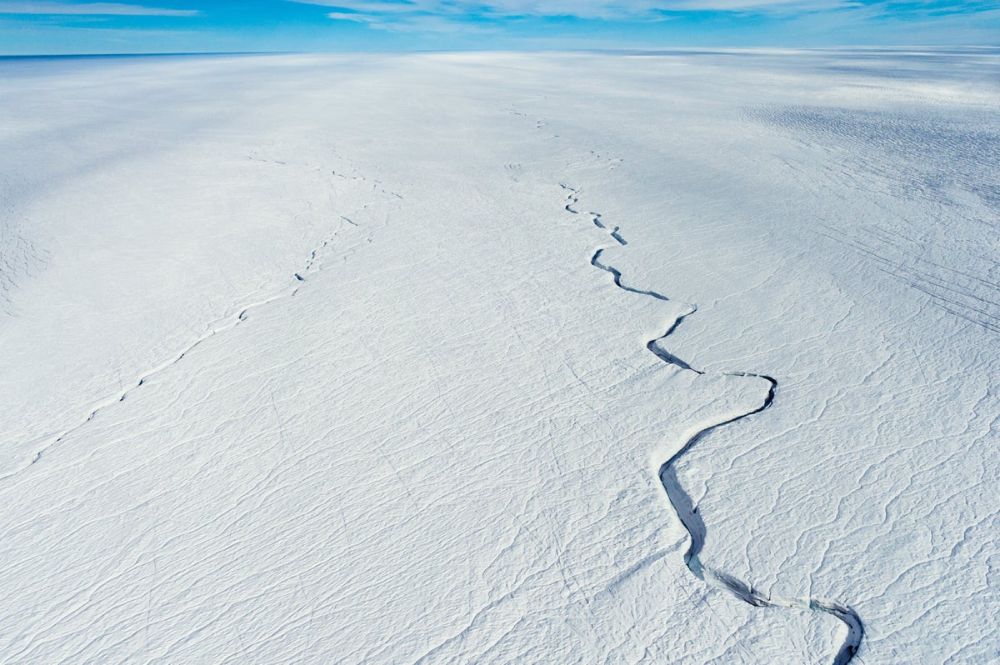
(0, 49, 997, 664)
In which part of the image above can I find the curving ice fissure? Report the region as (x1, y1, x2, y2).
(560, 182, 864, 665)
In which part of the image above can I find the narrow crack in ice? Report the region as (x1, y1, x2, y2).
(559, 183, 865, 664)
(0, 183, 391, 485)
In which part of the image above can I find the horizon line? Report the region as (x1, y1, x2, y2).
(2, 45, 998, 59)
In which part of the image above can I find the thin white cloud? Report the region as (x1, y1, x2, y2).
(323, 8, 495, 32)
(297, 0, 998, 35)
(291, 0, 857, 33)
(291, 0, 844, 18)
(325, 10, 375, 21)
(0, 1, 198, 15)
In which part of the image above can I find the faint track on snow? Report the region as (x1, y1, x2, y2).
(0, 209, 372, 486)
(559, 183, 864, 665)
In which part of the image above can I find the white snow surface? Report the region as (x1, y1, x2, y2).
(0, 50, 997, 664)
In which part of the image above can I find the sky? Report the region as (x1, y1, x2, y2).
(0, 0, 997, 54)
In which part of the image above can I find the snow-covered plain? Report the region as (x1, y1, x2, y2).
(0, 50, 997, 664)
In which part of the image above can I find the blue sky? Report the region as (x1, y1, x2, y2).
(0, 0, 997, 54)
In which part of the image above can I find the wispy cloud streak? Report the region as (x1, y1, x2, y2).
(290, 0, 996, 34)
(0, 1, 198, 16)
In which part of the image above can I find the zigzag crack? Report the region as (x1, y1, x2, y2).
(558, 182, 863, 664)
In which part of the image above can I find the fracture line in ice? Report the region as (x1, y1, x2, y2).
(559, 182, 864, 665)
(1, 181, 393, 486)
